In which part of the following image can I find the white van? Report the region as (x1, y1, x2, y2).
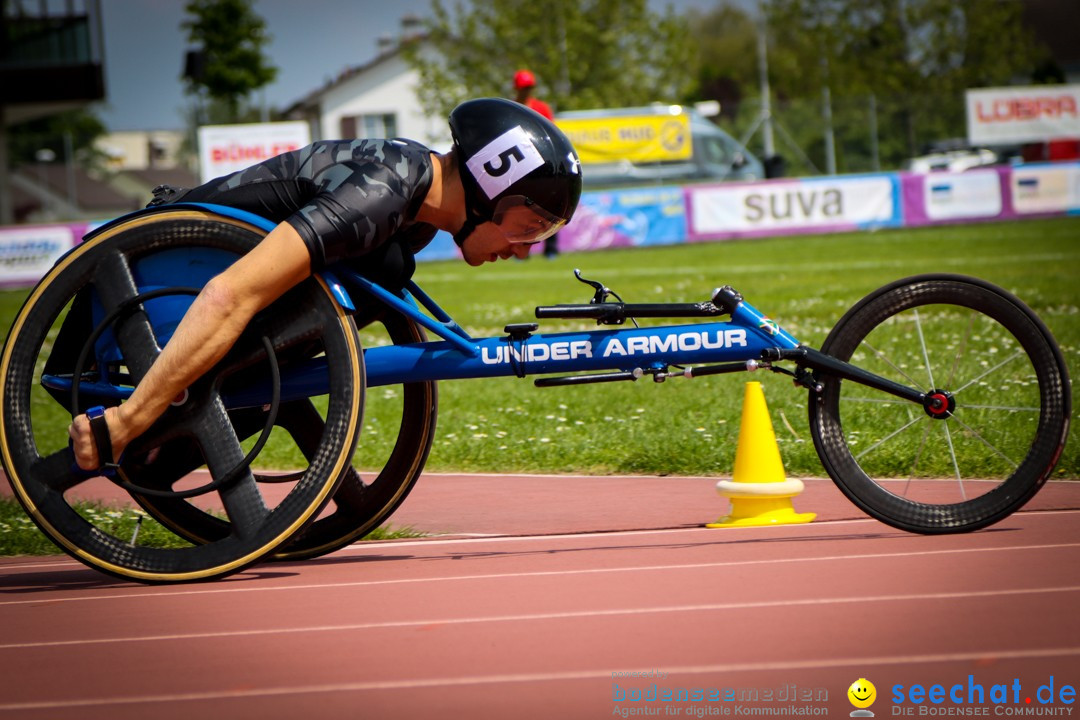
(555, 105, 763, 188)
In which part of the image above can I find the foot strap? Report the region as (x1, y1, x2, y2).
(85, 405, 114, 467)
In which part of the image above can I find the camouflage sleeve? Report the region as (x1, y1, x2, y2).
(286, 157, 413, 271)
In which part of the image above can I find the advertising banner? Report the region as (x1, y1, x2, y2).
(1010, 162, 1080, 215)
(687, 175, 901, 240)
(417, 186, 688, 261)
(902, 169, 1006, 224)
(0, 224, 81, 288)
(556, 114, 691, 164)
(3, 164, 1074, 287)
(197, 121, 311, 183)
(966, 84, 1080, 145)
(560, 186, 687, 252)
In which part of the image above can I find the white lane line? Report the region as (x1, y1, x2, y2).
(2, 508, 1077, 571)
(3, 584, 1080, 651)
(2, 509, 1071, 587)
(0, 521, 849, 572)
(1, 645, 1078, 712)
(0, 543, 1077, 609)
(2, 539, 1071, 608)
(347, 517, 885, 548)
(0, 519, 882, 573)
(0, 524, 837, 572)
(373, 508, 1080, 552)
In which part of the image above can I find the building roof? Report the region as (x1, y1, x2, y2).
(281, 35, 425, 116)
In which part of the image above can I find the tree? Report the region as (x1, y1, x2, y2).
(406, 0, 697, 120)
(684, 0, 1042, 173)
(181, 0, 277, 123)
(685, 3, 758, 123)
(758, 0, 1040, 170)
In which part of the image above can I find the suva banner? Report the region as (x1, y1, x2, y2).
(556, 114, 692, 164)
(687, 174, 902, 240)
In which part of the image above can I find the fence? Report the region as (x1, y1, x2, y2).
(418, 161, 1080, 261)
(2, 162, 1078, 288)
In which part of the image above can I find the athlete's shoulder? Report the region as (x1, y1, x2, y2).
(302, 138, 430, 162)
(342, 138, 433, 177)
(348, 137, 431, 160)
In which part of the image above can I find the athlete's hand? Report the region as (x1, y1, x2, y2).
(68, 407, 127, 471)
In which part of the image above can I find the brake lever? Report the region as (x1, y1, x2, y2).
(572, 269, 640, 328)
(574, 269, 610, 304)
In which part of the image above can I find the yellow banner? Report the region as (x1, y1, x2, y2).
(556, 114, 692, 164)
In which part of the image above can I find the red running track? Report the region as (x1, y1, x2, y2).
(1, 475, 1079, 720)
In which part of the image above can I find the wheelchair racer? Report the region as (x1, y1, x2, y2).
(69, 98, 582, 472)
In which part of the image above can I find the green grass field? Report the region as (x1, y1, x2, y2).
(3, 217, 1078, 481)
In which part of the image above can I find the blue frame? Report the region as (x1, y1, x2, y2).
(50, 203, 810, 408)
(340, 270, 800, 388)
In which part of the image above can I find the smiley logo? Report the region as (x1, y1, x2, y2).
(848, 678, 877, 715)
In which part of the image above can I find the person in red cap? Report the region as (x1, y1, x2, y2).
(513, 69, 560, 257)
(514, 69, 554, 121)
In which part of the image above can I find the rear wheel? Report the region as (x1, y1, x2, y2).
(809, 274, 1070, 534)
(0, 209, 364, 582)
(278, 308, 436, 559)
(132, 307, 437, 561)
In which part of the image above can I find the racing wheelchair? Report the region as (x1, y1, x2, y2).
(0, 205, 1070, 582)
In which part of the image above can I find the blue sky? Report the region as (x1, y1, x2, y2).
(97, 0, 730, 131)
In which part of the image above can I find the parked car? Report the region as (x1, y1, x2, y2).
(906, 139, 999, 173)
(555, 105, 763, 188)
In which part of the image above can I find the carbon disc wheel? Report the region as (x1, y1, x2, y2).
(0, 208, 364, 582)
(277, 307, 436, 559)
(809, 274, 1070, 534)
(130, 307, 437, 561)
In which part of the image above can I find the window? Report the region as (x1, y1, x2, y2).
(340, 113, 398, 139)
(700, 136, 732, 166)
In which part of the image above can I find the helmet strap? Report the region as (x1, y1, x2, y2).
(452, 156, 492, 247)
(453, 213, 483, 247)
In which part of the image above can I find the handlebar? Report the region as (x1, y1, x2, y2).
(535, 303, 624, 319)
(535, 301, 727, 324)
(534, 284, 742, 324)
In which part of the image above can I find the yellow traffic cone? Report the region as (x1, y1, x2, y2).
(706, 381, 815, 528)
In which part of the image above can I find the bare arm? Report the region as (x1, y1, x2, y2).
(69, 222, 313, 469)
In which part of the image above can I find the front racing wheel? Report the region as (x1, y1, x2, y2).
(809, 274, 1070, 534)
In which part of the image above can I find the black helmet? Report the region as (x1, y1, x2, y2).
(449, 97, 581, 247)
